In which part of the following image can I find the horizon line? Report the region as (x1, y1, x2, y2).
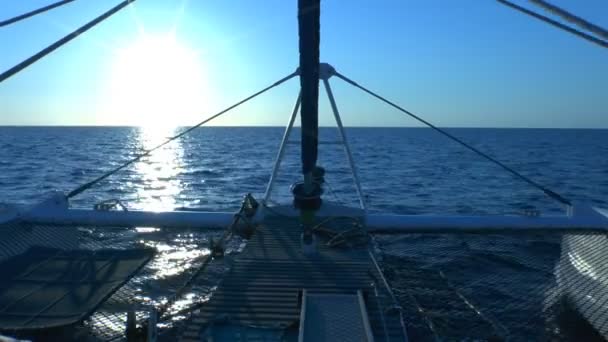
(1, 124, 607, 130)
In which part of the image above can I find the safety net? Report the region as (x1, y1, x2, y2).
(375, 231, 608, 341)
(0, 221, 242, 341)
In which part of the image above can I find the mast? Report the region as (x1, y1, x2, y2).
(294, 0, 322, 254)
(297, 0, 320, 187)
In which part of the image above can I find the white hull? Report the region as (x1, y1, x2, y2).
(557, 234, 608, 338)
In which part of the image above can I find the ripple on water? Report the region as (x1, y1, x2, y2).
(2, 127, 608, 340)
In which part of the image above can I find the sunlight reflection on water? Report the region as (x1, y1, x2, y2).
(142, 240, 210, 279)
(88, 128, 219, 335)
(132, 125, 184, 211)
(89, 229, 217, 335)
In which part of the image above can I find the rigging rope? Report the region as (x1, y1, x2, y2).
(496, 0, 608, 50)
(333, 71, 572, 207)
(529, 0, 608, 41)
(67, 72, 297, 199)
(0, 0, 76, 28)
(154, 194, 258, 322)
(0, 0, 135, 84)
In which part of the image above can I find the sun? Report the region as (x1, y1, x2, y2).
(103, 33, 206, 127)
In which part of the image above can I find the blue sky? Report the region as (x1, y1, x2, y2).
(0, 0, 607, 127)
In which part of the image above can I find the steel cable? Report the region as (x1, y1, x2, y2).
(0, 0, 77, 28)
(529, 0, 608, 41)
(333, 71, 572, 206)
(67, 72, 297, 198)
(0, 0, 135, 84)
(497, 0, 608, 50)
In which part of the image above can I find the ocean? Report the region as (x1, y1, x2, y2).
(1, 126, 607, 340)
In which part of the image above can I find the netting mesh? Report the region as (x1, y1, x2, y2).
(76, 225, 243, 341)
(2, 219, 607, 341)
(0, 223, 240, 341)
(375, 232, 608, 341)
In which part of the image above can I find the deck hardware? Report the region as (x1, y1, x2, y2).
(147, 308, 158, 342)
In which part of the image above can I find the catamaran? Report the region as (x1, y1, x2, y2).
(1, 0, 607, 341)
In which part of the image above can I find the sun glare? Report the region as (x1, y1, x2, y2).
(104, 34, 206, 127)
